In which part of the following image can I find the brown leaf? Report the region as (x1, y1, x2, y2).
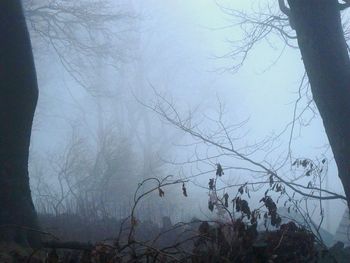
(158, 188, 165, 197)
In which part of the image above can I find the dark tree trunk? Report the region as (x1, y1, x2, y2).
(0, 0, 40, 246)
(287, 0, 350, 209)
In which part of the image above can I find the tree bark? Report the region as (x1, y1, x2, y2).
(287, 0, 350, 209)
(0, 0, 40, 246)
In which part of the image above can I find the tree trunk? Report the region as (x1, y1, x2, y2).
(0, 0, 40, 247)
(287, 0, 350, 209)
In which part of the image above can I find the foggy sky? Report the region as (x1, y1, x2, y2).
(29, 0, 346, 233)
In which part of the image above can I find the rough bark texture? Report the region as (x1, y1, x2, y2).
(287, 0, 350, 209)
(0, 0, 40, 246)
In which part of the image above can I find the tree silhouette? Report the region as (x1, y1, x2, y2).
(0, 0, 40, 246)
(286, 0, 350, 211)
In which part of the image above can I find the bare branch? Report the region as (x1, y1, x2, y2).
(217, 3, 297, 72)
(339, 0, 350, 11)
(278, 0, 291, 16)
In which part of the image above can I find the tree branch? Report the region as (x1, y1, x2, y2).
(278, 0, 290, 16)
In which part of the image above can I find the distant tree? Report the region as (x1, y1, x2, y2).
(0, 0, 40, 246)
(23, 0, 133, 91)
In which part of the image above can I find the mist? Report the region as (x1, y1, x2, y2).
(15, 0, 348, 256)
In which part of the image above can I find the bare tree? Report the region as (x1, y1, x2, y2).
(219, 0, 350, 211)
(0, 0, 40, 247)
(23, 0, 134, 91)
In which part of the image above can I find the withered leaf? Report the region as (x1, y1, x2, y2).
(216, 163, 224, 176)
(208, 201, 214, 211)
(182, 183, 187, 197)
(209, 178, 215, 190)
(223, 193, 229, 207)
(158, 188, 165, 197)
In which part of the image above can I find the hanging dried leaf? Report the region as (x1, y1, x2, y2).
(158, 188, 165, 197)
(235, 197, 251, 218)
(276, 184, 282, 192)
(269, 174, 274, 187)
(208, 178, 215, 190)
(208, 201, 214, 211)
(235, 197, 241, 212)
(223, 193, 229, 207)
(182, 183, 187, 197)
(240, 199, 251, 219)
(260, 196, 277, 214)
(261, 196, 281, 227)
(301, 159, 308, 168)
(216, 163, 224, 176)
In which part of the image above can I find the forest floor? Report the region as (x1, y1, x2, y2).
(1, 214, 350, 262)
